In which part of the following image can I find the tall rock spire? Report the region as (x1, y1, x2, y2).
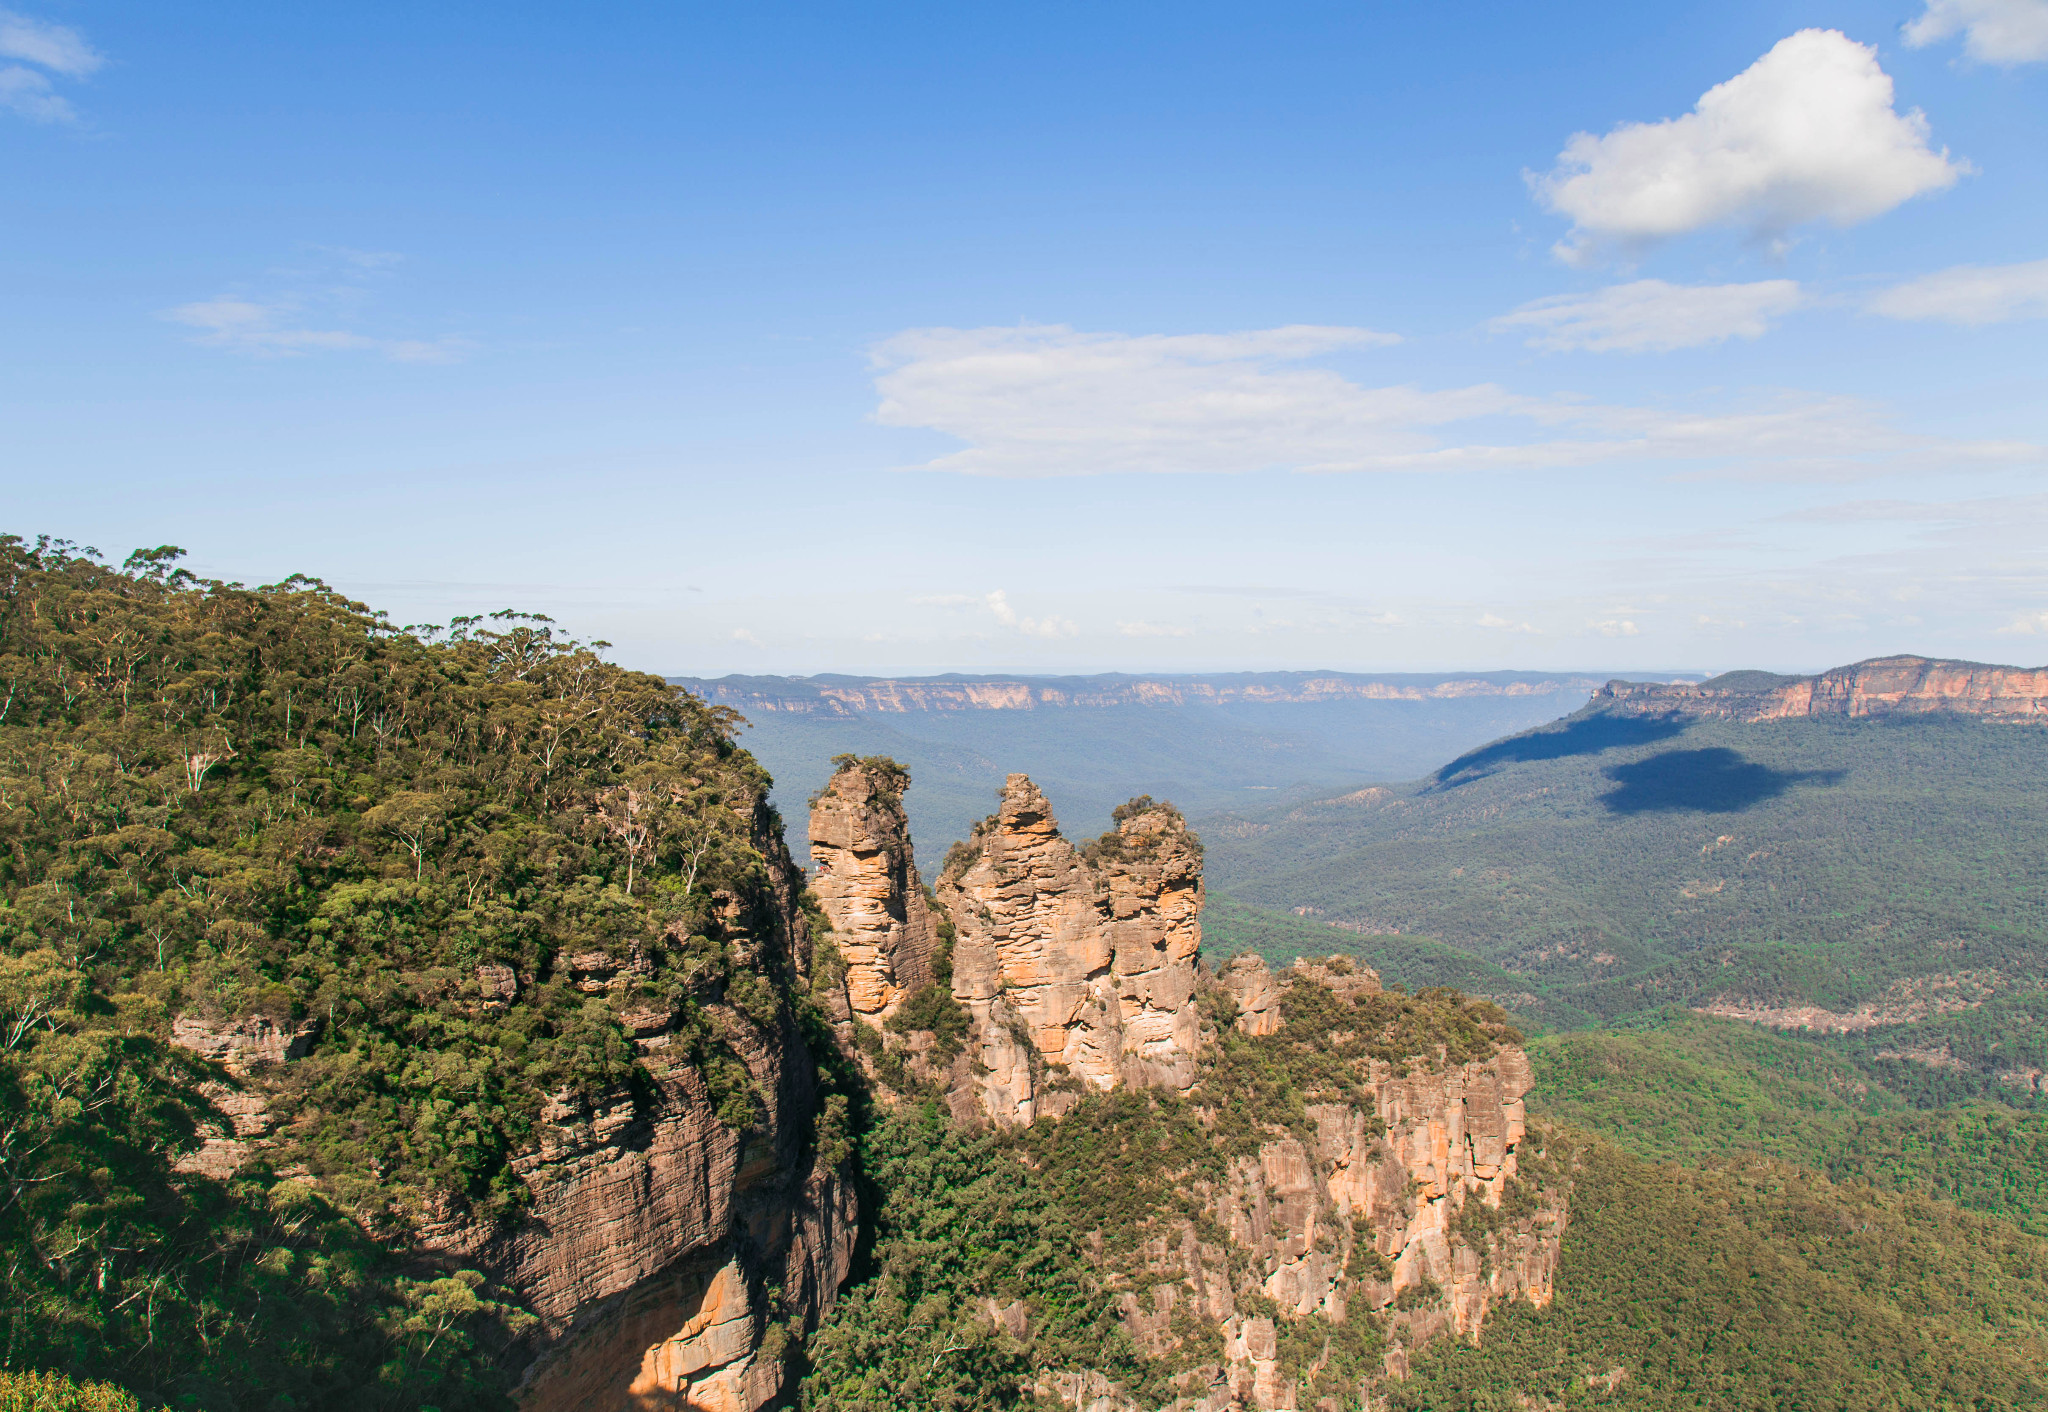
(806, 757, 938, 1022)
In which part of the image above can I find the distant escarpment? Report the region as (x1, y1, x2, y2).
(1598, 654, 2048, 722)
(805, 761, 1563, 1405)
(680, 670, 1605, 714)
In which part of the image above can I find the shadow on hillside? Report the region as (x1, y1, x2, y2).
(1433, 712, 1688, 787)
(1600, 747, 1844, 814)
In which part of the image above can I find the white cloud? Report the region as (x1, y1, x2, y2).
(2001, 609, 2048, 634)
(1532, 30, 1964, 263)
(871, 321, 2037, 481)
(985, 590, 1077, 638)
(730, 628, 763, 646)
(0, 9, 100, 124)
(1593, 618, 1642, 636)
(1494, 279, 1805, 352)
(164, 295, 469, 363)
(1117, 620, 1194, 638)
(1905, 0, 2048, 64)
(0, 9, 101, 74)
(1477, 613, 1540, 633)
(1867, 257, 2048, 325)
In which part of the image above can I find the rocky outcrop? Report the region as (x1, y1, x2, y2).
(1597, 655, 2048, 722)
(1117, 959, 1563, 1410)
(168, 1013, 321, 1178)
(936, 776, 1204, 1125)
(807, 758, 939, 1022)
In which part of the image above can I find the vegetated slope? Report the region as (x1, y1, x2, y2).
(0, 537, 845, 1408)
(1204, 704, 2048, 1034)
(1203, 890, 1527, 997)
(1527, 1010, 2048, 1235)
(680, 673, 1603, 866)
(1395, 1135, 2048, 1412)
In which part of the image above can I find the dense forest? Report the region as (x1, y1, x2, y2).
(0, 535, 821, 1407)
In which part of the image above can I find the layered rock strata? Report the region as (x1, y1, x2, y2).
(1598, 655, 2048, 722)
(430, 798, 856, 1411)
(185, 795, 856, 1412)
(806, 758, 939, 1022)
(934, 775, 1204, 1125)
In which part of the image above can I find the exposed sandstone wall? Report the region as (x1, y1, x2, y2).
(1597, 655, 2048, 722)
(807, 759, 939, 1023)
(436, 797, 856, 1411)
(935, 775, 1203, 1125)
(183, 793, 856, 1412)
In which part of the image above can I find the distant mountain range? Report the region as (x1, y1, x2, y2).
(674, 668, 1621, 712)
(671, 670, 1666, 863)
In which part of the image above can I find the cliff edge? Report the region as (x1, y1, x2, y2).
(1597, 654, 2048, 722)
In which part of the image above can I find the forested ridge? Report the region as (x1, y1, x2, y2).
(0, 536, 822, 1407)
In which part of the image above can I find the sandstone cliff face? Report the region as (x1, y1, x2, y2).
(1115, 959, 1562, 1411)
(807, 759, 938, 1023)
(435, 797, 855, 1411)
(1597, 655, 2048, 722)
(934, 775, 1203, 1125)
(181, 796, 855, 1412)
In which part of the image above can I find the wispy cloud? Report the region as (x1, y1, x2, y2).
(871, 322, 2037, 482)
(1494, 279, 1805, 352)
(163, 250, 471, 363)
(1867, 257, 2048, 325)
(1905, 0, 2048, 65)
(1531, 30, 1963, 263)
(1477, 613, 1541, 633)
(0, 8, 103, 124)
(985, 589, 1077, 639)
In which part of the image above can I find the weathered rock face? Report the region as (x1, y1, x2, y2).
(175, 793, 854, 1412)
(1118, 960, 1563, 1411)
(167, 1013, 321, 1179)
(807, 759, 939, 1022)
(1598, 655, 2048, 722)
(422, 798, 857, 1412)
(935, 775, 1203, 1125)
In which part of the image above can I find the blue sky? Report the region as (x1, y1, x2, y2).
(4, 1, 2046, 675)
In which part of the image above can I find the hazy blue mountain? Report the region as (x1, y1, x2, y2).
(671, 670, 1627, 863)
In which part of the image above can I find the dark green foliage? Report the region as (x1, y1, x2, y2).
(1080, 796, 1201, 868)
(1204, 893, 1528, 1001)
(884, 982, 968, 1059)
(1394, 1136, 2048, 1411)
(799, 1104, 1145, 1411)
(1530, 1009, 2048, 1234)
(0, 536, 817, 1405)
